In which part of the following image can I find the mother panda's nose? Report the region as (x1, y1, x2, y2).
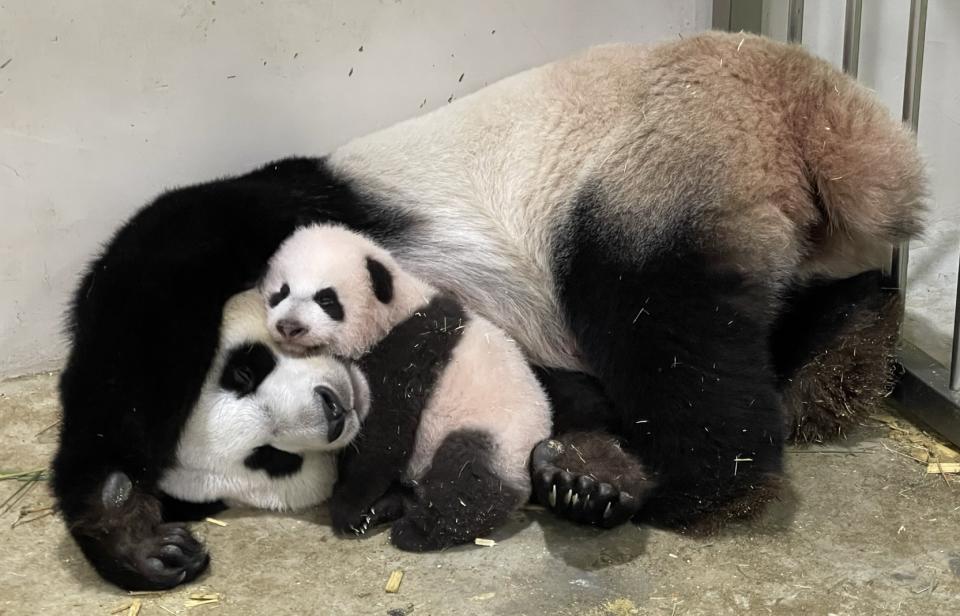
(276, 319, 307, 339)
(315, 386, 345, 421)
(315, 386, 346, 442)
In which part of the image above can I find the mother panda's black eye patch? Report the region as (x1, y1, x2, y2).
(314, 287, 344, 321)
(220, 343, 277, 396)
(268, 283, 290, 308)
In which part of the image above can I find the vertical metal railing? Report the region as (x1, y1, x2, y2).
(787, 0, 804, 44)
(841, 0, 862, 77)
(953, 254, 960, 390)
(889, 0, 927, 296)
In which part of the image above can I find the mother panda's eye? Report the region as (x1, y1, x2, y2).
(268, 283, 290, 308)
(231, 366, 254, 392)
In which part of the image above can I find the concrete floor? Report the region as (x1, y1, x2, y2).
(1, 373, 959, 616)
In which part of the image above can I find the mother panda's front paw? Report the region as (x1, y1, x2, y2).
(76, 472, 210, 590)
(530, 435, 651, 529)
(122, 523, 210, 589)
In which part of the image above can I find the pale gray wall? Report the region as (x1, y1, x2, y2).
(0, 0, 712, 378)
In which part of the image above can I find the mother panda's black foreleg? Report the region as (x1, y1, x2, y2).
(543, 203, 786, 530)
(390, 430, 526, 552)
(54, 157, 407, 589)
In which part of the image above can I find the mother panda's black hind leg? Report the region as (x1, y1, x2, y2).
(530, 368, 652, 527)
(390, 430, 526, 552)
(549, 205, 786, 531)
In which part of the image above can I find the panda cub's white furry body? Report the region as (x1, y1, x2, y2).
(263, 224, 552, 550)
(158, 290, 371, 512)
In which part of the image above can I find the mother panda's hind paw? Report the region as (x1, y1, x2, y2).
(530, 434, 651, 528)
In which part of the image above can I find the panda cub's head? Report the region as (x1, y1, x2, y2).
(262, 224, 430, 358)
(159, 290, 372, 511)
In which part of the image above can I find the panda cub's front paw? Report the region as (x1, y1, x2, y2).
(330, 491, 405, 538)
(530, 437, 647, 529)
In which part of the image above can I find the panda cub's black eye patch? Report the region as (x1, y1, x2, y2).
(220, 343, 277, 396)
(314, 287, 344, 321)
(268, 283, 290, 308)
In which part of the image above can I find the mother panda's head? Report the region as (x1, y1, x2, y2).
(208, 290, 371, 452)
(159, 290, 371, 511)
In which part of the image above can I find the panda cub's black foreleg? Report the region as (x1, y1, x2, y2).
(390, 430, 525, 552)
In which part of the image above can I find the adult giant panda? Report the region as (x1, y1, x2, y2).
(55, 32, 925, 590)
(69, 291, 371, 589)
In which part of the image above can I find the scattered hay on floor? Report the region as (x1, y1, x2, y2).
(871, 412, 960, 485)
(10, 505, 54, 528)
(871, 413, 960, 463)
(384, 570, 404, 593)
(204, 517, 228, 527)
(0, 468, 49, 516)
(186, 592, 223, 608)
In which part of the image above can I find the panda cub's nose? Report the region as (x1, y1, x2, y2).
(276, 319, 307, 339)
(315, 385, 346, 441)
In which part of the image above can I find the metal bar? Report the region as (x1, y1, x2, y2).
(894, 342, 960, 444)
(787, 0, 804, 44)
(952, 252, 960, 390)
(712, 0, 732, 30)
(890, 0, 960, 443)
(888, 0, 928, 293)
(842, 0, 862, 77)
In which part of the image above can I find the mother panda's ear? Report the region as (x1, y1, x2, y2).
(365, 257, 394, 304)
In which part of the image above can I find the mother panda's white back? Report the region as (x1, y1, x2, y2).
(263, 224, 552, 550)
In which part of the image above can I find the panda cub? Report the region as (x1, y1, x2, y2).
(158, 290, 371, 513)
(262, 224, 552, 550)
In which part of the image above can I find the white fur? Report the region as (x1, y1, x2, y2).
(159, 290, 371, 511)
(407, 317, 551, 492)
(325, 37, 923, 368)
(263, 225, 433, 358)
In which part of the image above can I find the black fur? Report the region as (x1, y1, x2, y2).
(366, 257, 394, 304)
(218, 343, 276, 396)
(160, 495, 228, 522)
(391, 430, 526, 551)
(313, 287, 344, 321)
(772, 271, 900, 442)
(243, 445, 305, 478)
(533, 367, 619, 435)
(53, 157, 411, 590)
(551, 189, 785, 528)
(267, 283, 290, 308)
(328, 294, 468, 535)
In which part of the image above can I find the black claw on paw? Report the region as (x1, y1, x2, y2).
(332, 490, 406, 539)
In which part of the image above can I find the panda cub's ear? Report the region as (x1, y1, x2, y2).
(365, 256, 394, 304)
